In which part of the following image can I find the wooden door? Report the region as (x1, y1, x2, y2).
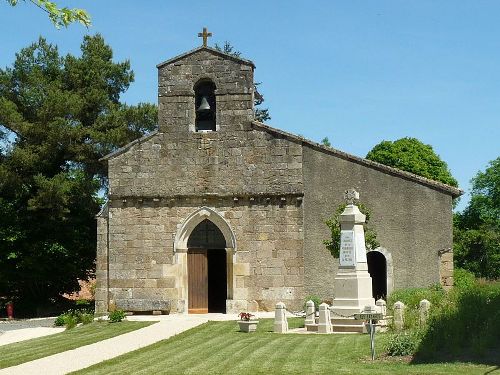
(188, 249, 208, 313)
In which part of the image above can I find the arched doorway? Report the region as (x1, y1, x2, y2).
(367, 251, 387, 301)
(187, 219, 227, 313)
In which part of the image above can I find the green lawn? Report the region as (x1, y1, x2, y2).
(72, 318, 497, 375)
(0, 320, 155, 369)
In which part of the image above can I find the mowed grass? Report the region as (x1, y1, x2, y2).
(72, 318, 496, 375)
(0, 320, 155, 369)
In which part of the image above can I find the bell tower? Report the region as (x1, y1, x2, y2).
(156, 29, 255, 134)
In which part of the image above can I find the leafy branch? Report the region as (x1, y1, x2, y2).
(6, 0, 91, 28)
(324, 202, 380, 258)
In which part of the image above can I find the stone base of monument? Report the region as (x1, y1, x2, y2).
(305, 317, 367, 334)
(331, 318, 367, 333)
(331, 270, 375, 312)
(329, 266, 376, 333)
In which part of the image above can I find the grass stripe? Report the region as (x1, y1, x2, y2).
(0, 321, 154, 369)
(72, 319, 496, 375)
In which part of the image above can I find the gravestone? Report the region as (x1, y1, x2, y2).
(274, 302, 288, 333)
(330, 189, 376, 318)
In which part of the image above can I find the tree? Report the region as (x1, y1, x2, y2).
(321, 137, 331, 147)
(214, 41, 270, 122)
(0, 35, 157, 312)
(366, 137, 458, 187)
(6, 0, 90, 28)
(454, 157, 500, 279)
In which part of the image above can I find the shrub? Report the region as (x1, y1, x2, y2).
(453, 268, 476, 290)
(388, 286, 446, 311)
(64, 314, 78, 329)
(388, 285, 447, 330)
(54, 314, 67, 327)
(386, 331, 422, 356)
(54, 308, 95, 328)
(79, 312, 94, 325)
(304, 295, 321, 311)
(108, 309, 126, 323)
(414, 281, 500, 362)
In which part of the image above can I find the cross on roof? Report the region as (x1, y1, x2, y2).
(198, 27, 212, 47)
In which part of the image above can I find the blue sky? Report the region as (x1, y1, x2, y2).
(1, 1, 499, 211)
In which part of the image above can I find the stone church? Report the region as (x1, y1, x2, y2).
(95, 36, 461, 315)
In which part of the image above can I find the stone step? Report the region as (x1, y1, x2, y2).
(331, 318, 364, 326)
(332, 323, 365, 334)
(305, 323, 318, 332)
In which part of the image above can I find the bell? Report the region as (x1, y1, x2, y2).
(197, 96, 211, 112)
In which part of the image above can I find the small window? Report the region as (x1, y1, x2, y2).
(194, 80, 216, 131)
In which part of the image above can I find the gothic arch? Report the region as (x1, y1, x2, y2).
(173, 207, 236, 313)
(367, 247, 394, 299)
(174, 207, 236, 252)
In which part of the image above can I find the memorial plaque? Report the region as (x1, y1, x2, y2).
(354, 313, 383, 320)
(340, 230, 356, 266)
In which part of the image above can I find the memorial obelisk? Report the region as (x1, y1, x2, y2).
(331, 189, 375, 317)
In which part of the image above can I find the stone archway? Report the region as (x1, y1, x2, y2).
(367, 247, 394, 300)
(174, 207, 236, 314)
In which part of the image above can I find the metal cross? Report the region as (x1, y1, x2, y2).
(344, 188, 359, 205)
(198, 27, 212, 47)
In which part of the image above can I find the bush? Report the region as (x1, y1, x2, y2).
(79, 312, 94, 325)
(54, 314, 67, 327)
(386, 331, 422, 356)
(54, 308, 94, 328)
(388, 285, 446, 311)
(453, 268, 476, 290)
(64, 314, 78, 329)
(303, 295, 321, 311)
(388, 285, 447, 330)
(108, 309, 126, 323)
(414, 281, 500, 362)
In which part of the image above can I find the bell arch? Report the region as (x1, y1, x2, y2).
(174, 207, 236, 314)
(366, 247, 394, 301)
(194, 79, 217, 131)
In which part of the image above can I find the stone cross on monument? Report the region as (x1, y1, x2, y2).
(331, 189, 375, 317)
(198, 27, 212, 47)
(344, 188, 359, 205)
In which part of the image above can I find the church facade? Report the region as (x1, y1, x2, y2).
(95, 43, 461, 315)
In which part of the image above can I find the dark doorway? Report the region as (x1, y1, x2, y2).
(367, 251, 387, 301)
(187, 220, 227, 313)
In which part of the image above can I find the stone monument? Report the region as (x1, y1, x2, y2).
(330, 189, 376, 317)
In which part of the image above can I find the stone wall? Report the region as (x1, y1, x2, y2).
(101, 197, 304, 313)
(302, 144, 454, 300)
(108, 130, 304, 198)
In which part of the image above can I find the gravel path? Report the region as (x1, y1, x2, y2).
(0, 318, 63, 346)
(0, 317, 56, 331)
(0, 313, 277, 375)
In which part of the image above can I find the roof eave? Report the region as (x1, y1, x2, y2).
(99, 130, 159, 162)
